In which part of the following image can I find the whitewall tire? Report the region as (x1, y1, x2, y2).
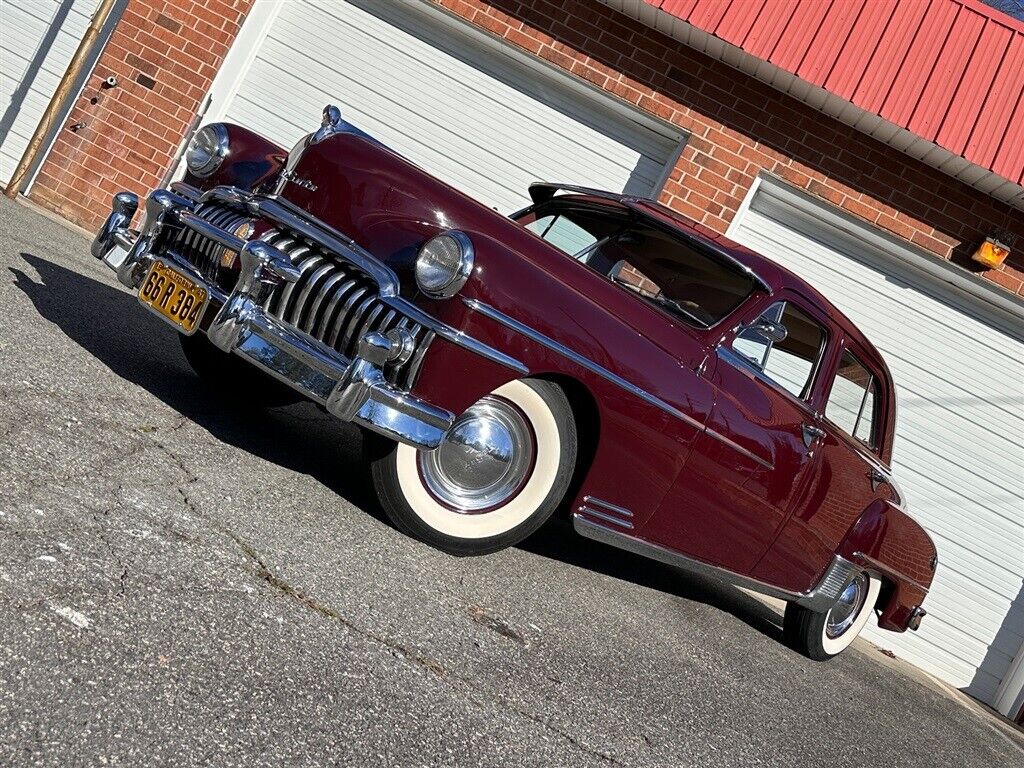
(371, 379, 577, 556)
(784, 572, 881, 661)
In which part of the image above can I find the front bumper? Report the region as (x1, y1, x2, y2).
(92, 186, 454, 450)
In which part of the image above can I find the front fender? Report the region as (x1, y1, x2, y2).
(183, 124, 288, 194)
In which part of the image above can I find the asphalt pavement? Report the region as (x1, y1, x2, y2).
(1, 195, 1022, 767)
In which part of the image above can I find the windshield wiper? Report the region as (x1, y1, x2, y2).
(607, 274, 708, 327)
(648, 293, 708, 327)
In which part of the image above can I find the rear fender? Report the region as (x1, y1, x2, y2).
(837, 499, 936, 631)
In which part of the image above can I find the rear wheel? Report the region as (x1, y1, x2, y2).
(371, 379, 577, 556)
(179, 332, 302, 407)
(784, 572, 881, 660)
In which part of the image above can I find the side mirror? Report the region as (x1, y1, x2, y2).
(745, 317, 788, 343)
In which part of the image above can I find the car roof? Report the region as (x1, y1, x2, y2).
(529, 183, 890, 376)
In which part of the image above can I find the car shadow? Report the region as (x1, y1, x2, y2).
(11, 252, 382, 517)
(13, 252, 785, 645)
(521, 519, 786, 642)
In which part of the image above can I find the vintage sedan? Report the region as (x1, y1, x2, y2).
(91, 105, 935, 660)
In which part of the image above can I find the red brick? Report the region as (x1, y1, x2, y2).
(987, 268, 1024, 294)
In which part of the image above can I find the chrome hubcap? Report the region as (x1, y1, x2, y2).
(419, 396, 534, 512)
(826, 573, 868, 638)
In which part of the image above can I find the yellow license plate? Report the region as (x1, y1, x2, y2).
(138, 261, 208, 334)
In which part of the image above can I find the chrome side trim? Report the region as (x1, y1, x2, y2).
(578, 506, 634, 529)
(464, 298, 772, 468)
(853, 551, 930, 595)
(578, 495, 634, 529)
(463, 298, 702, 430)
(703, 427, 774, 470)
(582, 495, 633, 518)
(573, 515, 857, 611)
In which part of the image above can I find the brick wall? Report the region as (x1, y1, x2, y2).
(27, 0, 1024, 298)
(29, 0, 253, 229)
(435, 0, 1024, 297)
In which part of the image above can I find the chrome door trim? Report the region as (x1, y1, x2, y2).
(574, 515, 858, 611)
(463, 298, 703, 430)
(704, 428, 774, 470)
(465, 298, 772, 469)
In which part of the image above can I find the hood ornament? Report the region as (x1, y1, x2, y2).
(312, 104, 345, 144)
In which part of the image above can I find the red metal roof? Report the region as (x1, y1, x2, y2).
(648, 0, 1024, 186)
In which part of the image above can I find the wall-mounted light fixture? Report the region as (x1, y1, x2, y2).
(972, 237, 1010, 269)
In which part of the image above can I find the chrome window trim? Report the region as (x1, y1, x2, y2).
(723, 300, 829, 403)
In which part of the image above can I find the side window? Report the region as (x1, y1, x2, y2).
(825, 350, 879, 448)
(732, 301, 827, 399)
(525, 214, 599, 257)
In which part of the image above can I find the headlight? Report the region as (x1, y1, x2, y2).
(185, 124, 229, 177)
(415, 231, 474, 298)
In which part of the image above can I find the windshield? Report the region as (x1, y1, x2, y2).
(520, 204, 758, 327)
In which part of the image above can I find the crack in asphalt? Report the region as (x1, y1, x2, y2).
(0, 394, 628, 764)
(142, 423, 629, 766)
(229, 533, 626, 766)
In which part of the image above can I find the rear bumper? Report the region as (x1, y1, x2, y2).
(92, 187, 453, 450)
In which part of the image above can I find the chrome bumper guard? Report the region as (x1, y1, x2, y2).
(91, 187, 454, 450)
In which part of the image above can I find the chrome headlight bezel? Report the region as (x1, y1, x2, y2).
(185, 124, 230, 178)
(415, 230, 474, 298)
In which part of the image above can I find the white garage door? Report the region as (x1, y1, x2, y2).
(0, 0, 97, 184)
(206, 0, 681, 213)
(729, 177, 1024, 708)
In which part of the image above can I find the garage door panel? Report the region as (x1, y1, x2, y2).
(247, 26, 657, 194)
(0, 0, 98, 184)
(730, 182, 1024, 704)
(222, 0, 679, 213)
(251, 29, 639, 173)
(896, 418, 1024, 495)
(737, 219, 1023, 366)
(308, 0, 676, 160)
(235, 44, 639, 206)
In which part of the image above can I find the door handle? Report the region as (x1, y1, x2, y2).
(869, 467, 889, 491)
(802, 423, 826, 448)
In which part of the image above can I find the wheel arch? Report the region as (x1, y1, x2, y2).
(531, 373, 601, 514)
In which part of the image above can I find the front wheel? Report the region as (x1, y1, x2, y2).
(370, 379, 577, 556)
(784, 572, 881, 660)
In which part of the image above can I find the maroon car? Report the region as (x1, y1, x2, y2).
(91, 106, 935, 660)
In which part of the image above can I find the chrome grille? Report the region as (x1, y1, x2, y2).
(171, 202, 251, 283)
(258, 228, 434, 389)
(170, 205, 433, 389)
